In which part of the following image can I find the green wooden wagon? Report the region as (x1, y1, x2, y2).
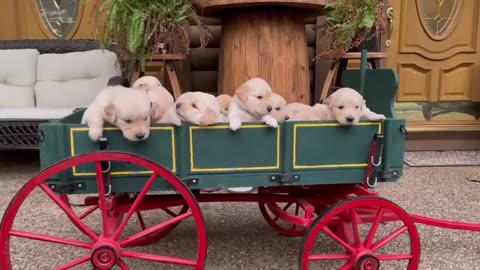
(6, 53, 460, 270)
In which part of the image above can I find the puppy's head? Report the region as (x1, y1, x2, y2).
(234, 77, 273, 117)
(216, 94, 233, 117)
(105, 87, 152, 141)
(175, 92, 222, 126)
(269, 93, 288, 121)
(132, 76, 161, 89)
(324, 87, 365, 125)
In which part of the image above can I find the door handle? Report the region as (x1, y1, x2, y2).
(385, 6, 395, 47)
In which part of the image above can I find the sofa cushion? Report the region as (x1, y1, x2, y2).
(0, 108, 75, 120)
(35, 49, 122, 108)
(0, 49, 38, 108)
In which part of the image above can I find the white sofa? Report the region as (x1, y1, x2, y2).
(0, 40, 122, 149)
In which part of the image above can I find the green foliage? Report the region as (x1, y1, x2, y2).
(91, 0, 211, 71)
(318, 0, 385, 59)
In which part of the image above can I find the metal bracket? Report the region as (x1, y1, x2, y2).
(48, 182, 87, 194)
(183, 178, 200, 186)
(375, 170, 400, 181)
(269, 174, 301, 184)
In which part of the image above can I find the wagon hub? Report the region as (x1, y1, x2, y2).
(91, 245, 119, 269)
(356, 254, 379, 270)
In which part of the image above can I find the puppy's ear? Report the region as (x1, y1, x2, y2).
(324, 95, 334, 109)
(199, 108, 219, 126)
(150, 101, 162, 123)
(104, 104, 116, 123)
(235, 85, 250, 101)
(361, 99, 366, 112)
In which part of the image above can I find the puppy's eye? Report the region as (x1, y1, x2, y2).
(355, 106, 359, 109)
(144, 116, 148, 121)
(257, 96, 263, 99)
(192, 103, 197, 109)
(338, 106, 344, 110)
(275, 107, 281, 111)
(125, 119, 132, 124)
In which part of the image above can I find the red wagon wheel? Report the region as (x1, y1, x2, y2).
(299, 196, 420, 270)
(0, 152, 207, 270)
(258, 187, 315, 237)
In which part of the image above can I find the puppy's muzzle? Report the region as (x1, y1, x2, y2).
(346, 117, 355, 123)
(284, 115, 290, 120)
(136, 133, 146, 140)
(267, 105, 272, 112)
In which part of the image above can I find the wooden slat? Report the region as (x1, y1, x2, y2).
(321, 52, 388, 59)
(305, 24, 316, 46)
(190, 48, 219, 70)
(191, 71, 218, 92)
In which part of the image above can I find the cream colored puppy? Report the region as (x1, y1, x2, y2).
(132, 76, 175, 123)
(159, 91, 223, 126)
(286, 102, 328, 121)
(323, 87, 386, 125)
(228, 78, 278, 131)
(216, 94, 233, 121)
(81, 85, 151, 142)
(269, 93, 288, 121)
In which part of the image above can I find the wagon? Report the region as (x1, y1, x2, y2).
(2, 56, 480, 270)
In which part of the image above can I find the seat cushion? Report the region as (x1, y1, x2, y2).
(0, 49, 39, 108)
(35, 49, 122, 108)
(0, 108, 75, 120)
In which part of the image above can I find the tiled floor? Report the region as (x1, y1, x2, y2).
(404, 151, 480, 167)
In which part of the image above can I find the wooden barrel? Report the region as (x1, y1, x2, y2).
(218, 8, 310, 103)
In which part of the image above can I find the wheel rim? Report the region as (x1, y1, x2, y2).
(258, 187, 314, 237)
(299, 196, 420, 270)
(0, 152, 207, 270)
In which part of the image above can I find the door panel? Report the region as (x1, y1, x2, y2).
(388, 0, 480, 103)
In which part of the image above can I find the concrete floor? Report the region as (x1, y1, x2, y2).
(1, 151, 480, 269)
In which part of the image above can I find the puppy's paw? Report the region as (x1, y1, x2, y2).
(229, 120, 242, 131)
(263, 116, 278, 128)
(88, 127, 103, 142)
(369, 114, 386, 121)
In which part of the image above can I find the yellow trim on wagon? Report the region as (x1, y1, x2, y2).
(189, 125, 281, 172)
(69, 126, 176, 176)
(293, 122, 382, 169)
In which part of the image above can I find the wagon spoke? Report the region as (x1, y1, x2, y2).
(117, 259, 131, 270)
(308, 254, 350, 261)
(121, 250, 197, 267)
(112, 173, 158, 241)
(79, 205, 99, 220)
(272, 202, 293, 223)
(95, 162, 109, 236)
(136, 212, 147, 230)
(162, 207, 178, 217)
(120, 211, 193, 247)
(363, 207, 385, 248)
(371, 225, 408, 252)
(10, 230, 92, 249)
(339, 262, 353, 270)
(292, 204, 300, 231)
(349, 208, 361, 248)
(322, 226, 355, 254)
(39, 183, 98, 241)
(54, 255, 90, 270)
(377, 254, 413, 261)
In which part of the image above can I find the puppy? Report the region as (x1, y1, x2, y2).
(216, 94, 233, 121)
(132, 76, 175, 123)
(286, 102, 328, 121)
(228, 78, 278, 131)
(323, 87, 386, 125)
(159, 91, 223, 126)
(81, 85, 151, 142)
(269, 93, 288, 121)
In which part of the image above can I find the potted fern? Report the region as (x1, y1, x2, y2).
(92, 0, 211, 71)
(317, 0, 386, 59)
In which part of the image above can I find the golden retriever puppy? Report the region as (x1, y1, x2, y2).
(323, 87, 386, 125)
(269, 93, 288, 121)
(286, 103, 328, 121)
(159, 91, 223, 126)
(228, 78, 278, 131)
(216, 94, 233, 121)
(81, 85, 151, 142)
(132, 76, 175, 123)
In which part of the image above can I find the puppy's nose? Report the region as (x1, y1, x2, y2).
(176, 102, 183, 109)
(346, 117, 354, 123)
(267, 105, 272, 112)
(136, 133, 145, 140)
(284, 115, 290, 120)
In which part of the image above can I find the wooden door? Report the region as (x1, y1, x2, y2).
(386, 0, 480, 103)
(0, 0, 98, 40)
